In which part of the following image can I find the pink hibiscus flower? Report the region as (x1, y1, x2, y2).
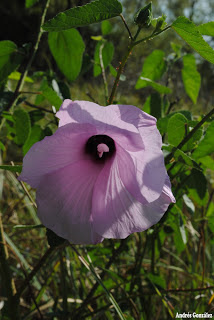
(19, 100, 175, 244)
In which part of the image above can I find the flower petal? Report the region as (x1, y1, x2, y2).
(19, 123, 96, 188)
(56, 100, 144, 152)
(92, 156, 174, 239)
(36, 160, 104, 244)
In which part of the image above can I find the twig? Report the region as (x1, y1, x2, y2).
(16, 246, 56, 297)
(119, 14, 133, 40)
(24, 101, 54, 114)
(0, 213, 20, 319)
(165, 107, 214, 164)
(7, 0, 51, 111)
(99, 43, 109, 104)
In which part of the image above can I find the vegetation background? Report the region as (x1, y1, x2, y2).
(0, 0, 214, 319)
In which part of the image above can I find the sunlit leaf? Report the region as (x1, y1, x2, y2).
(171, 16, 214, 64)
(135, 49, 166, 89)
(182, 54, 201, 104)
(42, 0, 122, 32)
(192, 121, 214, 159)
(197, 21, 214, 36)
(136, 77, 171, 94)
(167, 113, 187, 146)
(48, 29, 85, 82)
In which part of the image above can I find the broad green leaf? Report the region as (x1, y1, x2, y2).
(167, 113, 187, 146)
(48, 29, 85, 82)
(41, 87, 63, 110)
(13, 109, 31, 145)
(93, 41, 114, 77)
(171, 16, 214, 64)
(23, 125, 43, 155)
(157, 110, 192, 135)
(182, 54, 201, 104)
(174, 149, 201, 170)
(182, 120, 203, 152)
(135, 49, 166, 89)
(42, 0, 122, 32)
(8, 71, 33, 83)
(192, 121, 214, 159)
(0, 41, 23, 82)
(101, 20, 113, 35)
(197, 21, 214, 36)
(25, 0, 39, 8)
(186, 169, 208, 205)
(136, 77, 171, 94)
(199, 156, 214, 171)
(0, 141, 5, 151)
(0, 165, 22, 173)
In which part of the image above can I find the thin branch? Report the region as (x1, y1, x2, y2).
(165, 107, 214, 164)
(7, 0, 51, 111)
(133, 26, 171, 46)
(24, 101, 54, 114)
(99, 43, 109, 104)
(119, 14, 133, 40)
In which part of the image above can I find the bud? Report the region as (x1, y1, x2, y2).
(134, 3, 153, 28)
(151, 14, 167, 33)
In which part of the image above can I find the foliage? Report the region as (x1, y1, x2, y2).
(0, 0, 214, 319)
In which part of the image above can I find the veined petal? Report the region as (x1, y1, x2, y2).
(36, 160, 104, 244)
(92, 157, 174, 239)
(56, 100, 144, 152)
(19, 123, 96, 188)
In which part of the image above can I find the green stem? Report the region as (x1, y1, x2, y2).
(99, 43, 109, 105)
(108, 42, 134, 104)
(16, 246, 55, 297)
(0, 214, 20, 320)
(108, 26, 170, 105)
(7, 0, 51, 111)
(165, 107, 214, 165)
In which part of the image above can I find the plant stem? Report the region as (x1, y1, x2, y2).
(108, 26, 170, 105)
(7, 0, 51, 111)
(0, 213, 20, 320)
(99, 43, 109, 104)
(165, 107, 214, 164)
(108, 42, 134, 104)
(16, 246, 55, 297)
(119, 14, 133, 40)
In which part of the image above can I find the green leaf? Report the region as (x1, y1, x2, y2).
(101, 20, 113, 35)
(174, 149, 201, 170)
(135, 49, 166, 89)
(23, 125, 43, 155)
(42, 0, 122, 32)
(167, 113, 187, 146)
(171, 16, 214, 64)
(48, 29, 85, 82)
(192, 121, 214, 159)
(41, 87, 63, 110)
(182, 54, 201, 104)
(25, 0, 39, 8)
(0, 41, 23, 82)
(0, 165, 22, 173)
(186, 169, 208, 205)
(13, 109, 31, 145)
(197, 21, 214, 36)
(0, 141, 5, 151)
(136, 77, 171, 94)
(8, 71, 33, 83)
(147, 273, 166, 289)
(199, 156, 214, 171)
(93, 41, 114, 77)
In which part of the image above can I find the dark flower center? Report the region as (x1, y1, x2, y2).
(85, 134, 116, 160)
